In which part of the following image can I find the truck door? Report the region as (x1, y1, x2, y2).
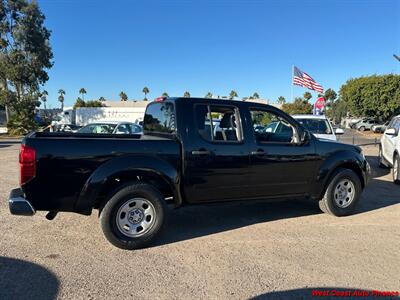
(246, 107, 317, 198)
(183, 103, 250, 203)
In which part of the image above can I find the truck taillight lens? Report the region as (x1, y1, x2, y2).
(19, 144, 36, 185)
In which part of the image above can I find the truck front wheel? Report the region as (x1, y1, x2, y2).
(100, 183, 166, 250)
(319, 168, 362, 216)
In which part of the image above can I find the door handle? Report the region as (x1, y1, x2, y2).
(251, 149, 265, 156)
(192, 149, 210, 156)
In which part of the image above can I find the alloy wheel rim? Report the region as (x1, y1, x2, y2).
(334, 179, 355, 208)
(116, 198, 156, 237)
(394, 158, 399, 180)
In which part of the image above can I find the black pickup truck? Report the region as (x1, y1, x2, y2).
(9, 97, 370, 249)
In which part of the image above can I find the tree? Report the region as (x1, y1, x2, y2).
(85, 100, 103, 107)
(324, 88, 337, 103)
(252, 92, 260, 99)
(41, 90, 48, 110)
(340, 74, 400, 120)
(73, 97, 85, 109)
(205, 92, 213, 98)
(142, 86, 149, 100)
(162, 92, 169, 97)
(277, 96, 286, 104)
(281, 97, 312, 115)
(119, 91, 128, 101)
(73, 98, 103, 109)
(99, 96, 106, 101)
(303, 92, 312, 101)
(229, 90, 238, 100)
(58, 89, 65, 110)
(0, 0, 53, 134)
(79, 88, 87, 100)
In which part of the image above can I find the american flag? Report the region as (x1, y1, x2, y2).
(293, 66, 324, 93)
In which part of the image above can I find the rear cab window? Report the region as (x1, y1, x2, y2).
(143, 102, 176, 134)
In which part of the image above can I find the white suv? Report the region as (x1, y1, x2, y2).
(379, 115, 400, 184)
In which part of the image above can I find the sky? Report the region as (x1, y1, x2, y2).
(37, 0, 400, 108)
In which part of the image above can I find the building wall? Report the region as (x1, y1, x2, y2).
(75, 106, 147, 126)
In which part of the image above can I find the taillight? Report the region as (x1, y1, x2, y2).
(19, 144, 36, 185)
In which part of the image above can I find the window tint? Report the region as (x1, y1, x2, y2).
(295, 118, 332, 134)
(195, 105, 242, 142)
(250, 110, 295, 143)
(144, 102, 176, 133)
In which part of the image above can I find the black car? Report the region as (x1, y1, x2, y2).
(9, 97, 371, 249)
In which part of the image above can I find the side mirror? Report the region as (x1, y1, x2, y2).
(335, 128, 344, 135)
(385, 128, 397, 136)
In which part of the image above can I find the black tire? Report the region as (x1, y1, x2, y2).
(359, 126, 365, 132)
(378, 145, 388, 168)
(100, 183, 166, 250)
(319, 168, 362, 216)
(393, 154, 400, 185)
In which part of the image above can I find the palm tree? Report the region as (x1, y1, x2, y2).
(119, 91, 128, 101)
(41, 90, 48, 110)
(58, 89, 66, 110)
(142, 86, 149, 100)
(205, 92, 213, 98)
(277, 96, 286, 104)
(162, 92, 169, 97)
(252, 92, 260, 99)
(303, 92, 312, 101)
(229, 90, 238, 100)
(79, 88, 87, 101)
(183, 91, 191, 98)
(99, 96, 106, 101)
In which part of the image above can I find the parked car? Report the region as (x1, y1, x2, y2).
(378, 115, 400, 184)
(372, 121, 389, 133)
(78, 121, 143, 135)
(292, 115, 344, 141)
(349, 118, 372, 129)
(9, 97, 370, 250)
(355, 119, 378, 131)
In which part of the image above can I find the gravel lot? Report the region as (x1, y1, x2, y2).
(0, 136, 399, 299)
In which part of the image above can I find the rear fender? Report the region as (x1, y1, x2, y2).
(74, 155, 181, 215)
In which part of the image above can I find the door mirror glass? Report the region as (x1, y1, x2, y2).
(385, 128, 397, 136)
(335, 128, 344, 135)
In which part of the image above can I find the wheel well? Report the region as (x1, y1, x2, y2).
(93, 170, 175, 209)
(332, 162, 365, 189)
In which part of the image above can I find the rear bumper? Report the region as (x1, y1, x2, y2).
(9, 188, 36, 216)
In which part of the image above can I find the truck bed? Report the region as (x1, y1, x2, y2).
(21, 132, 181, 213)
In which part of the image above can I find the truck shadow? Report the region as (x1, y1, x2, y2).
(154, 155, 399, 247)
(0, 256, 59, 300)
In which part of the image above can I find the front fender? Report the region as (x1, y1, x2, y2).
(312, 149, 369, 199)
(74, 155, 181, 214)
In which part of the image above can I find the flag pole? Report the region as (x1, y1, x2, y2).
(291, 64, 294, 101)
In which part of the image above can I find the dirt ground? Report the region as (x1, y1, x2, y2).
(0, 139, 399, 299)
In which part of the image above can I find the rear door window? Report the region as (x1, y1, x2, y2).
(195, 104, 243, 142)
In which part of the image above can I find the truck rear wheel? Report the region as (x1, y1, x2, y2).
(319, 168, 362, 216)
(100, 183, 166, 250)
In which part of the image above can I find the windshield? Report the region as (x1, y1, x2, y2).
(296, 118, 332, 134)
(78, 123, 117, 134)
